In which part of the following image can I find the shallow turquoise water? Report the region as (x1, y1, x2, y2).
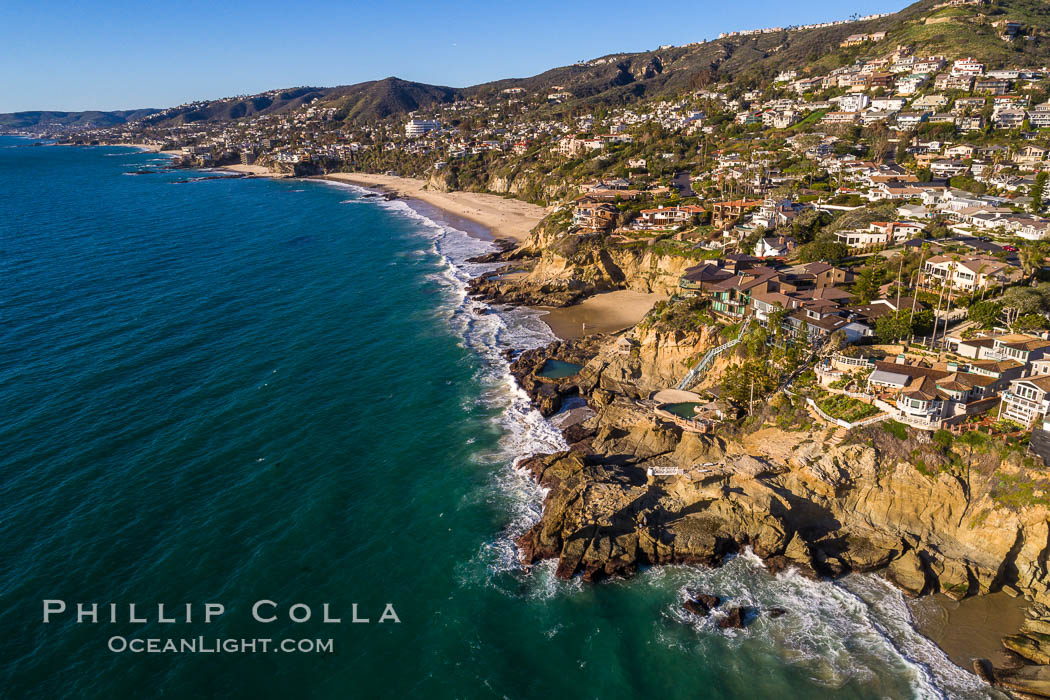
(664, 402, 704, 419)
(537, 359, 583, 379)
(0, 136, 995, 699)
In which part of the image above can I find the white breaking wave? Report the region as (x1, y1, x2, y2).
(353, 189, 568, 575)
(653, 551, 997, 699)
(325, 181, 992, 699)
(317, 182, 566, 566)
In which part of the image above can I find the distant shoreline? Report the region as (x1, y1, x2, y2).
(95, 146, 657, 340)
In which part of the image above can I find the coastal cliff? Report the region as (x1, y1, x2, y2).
(470, 222, 697, 307)
(499, 305, 1050, 696)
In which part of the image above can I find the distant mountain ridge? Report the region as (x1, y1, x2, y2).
(4, 0, 1050, 130)
(0, 109, 161, 129)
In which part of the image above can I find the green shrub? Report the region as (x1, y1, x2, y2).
(817, 394, 879, 423)
(882, 420, 907, 440)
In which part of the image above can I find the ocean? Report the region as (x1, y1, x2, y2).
(0, 135, 998, 699)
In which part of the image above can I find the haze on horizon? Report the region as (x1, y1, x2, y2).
(1, 0, 908, 114)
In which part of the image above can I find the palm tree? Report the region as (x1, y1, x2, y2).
(936, 256, 961, 350)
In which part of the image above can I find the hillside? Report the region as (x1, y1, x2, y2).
(5, 0, 1050, 130)
(457, 0, 1050, 109)
(136, 86, 333, 126)
(323, 78, 462, 122)
(0, 109, 160, 129)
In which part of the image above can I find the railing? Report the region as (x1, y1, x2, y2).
(784, 387, 891, 430)
(654, 407, 714, 433)
(676, 317, 753, 390)
(648, 466, 682, 477)
(893, 412, 944, 430)
(832, 353, 875, 368)
(801, 395, 889, 429)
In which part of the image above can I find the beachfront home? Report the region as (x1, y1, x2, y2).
(711, 199, 762, 229)
(572, 201, 618, 231)
(1000, 375, 1050, 427)
(867, 359, 998, 429)
(635, 205, 705, 230)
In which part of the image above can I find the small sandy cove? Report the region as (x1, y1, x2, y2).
(539, 290, 665, 340)
(222, 163, 275, 176)
(320, 173, 546, 243)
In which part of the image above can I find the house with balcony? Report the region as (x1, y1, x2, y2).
(999, 375, 1050, 427)
(989, 335, 1050, 368)
(635, 205, 705, 230)
(834, 221, 922, 249)
(711, 199, 762, 229)
(867, 359, 998, 429)
(948, 332, 1050, 371)
(708, 266, 780, 318)
(919, 254, 1021, 296)
(952, 58, 985, 76)
(965, 358, 1025, 390)
(994, 108, 1028, 129)
(1029, 103, 1050, 128)
(572, 200, 618, 231)
(678, 262, 735, 296)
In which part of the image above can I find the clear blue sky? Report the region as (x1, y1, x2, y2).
(1, 0, 909, 113)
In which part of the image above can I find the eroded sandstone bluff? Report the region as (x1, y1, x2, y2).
(468, 217, 696, 307)
(503, 320, 1050, 697)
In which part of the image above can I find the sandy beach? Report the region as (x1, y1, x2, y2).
(539, 290, 666, 340)
(319, 172, 546, 243)
(113, 142, 163, 152)
(910, 591, 1029, 669)
(321, 174, 657, 339)
(222, 163, 276, 176)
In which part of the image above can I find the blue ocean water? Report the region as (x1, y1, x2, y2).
(0, 136, 995, 698)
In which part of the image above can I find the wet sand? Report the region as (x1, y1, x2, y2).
(319, 173, 546, 243)
(910, 591, 1030, 669)
(539, 290, 666, 340)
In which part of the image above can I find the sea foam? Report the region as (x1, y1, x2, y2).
(327, 181, 993, 699)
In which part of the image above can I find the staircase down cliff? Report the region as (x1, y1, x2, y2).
(507, 323, 1050, 698)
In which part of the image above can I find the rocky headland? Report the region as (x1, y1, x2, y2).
(477, 229, 1050, 698)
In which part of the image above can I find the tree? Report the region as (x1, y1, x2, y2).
(874, 309, 932, 343)
(875, 310, 913, 343)
(1032, 171, 1048, 214)
(852, 262, 885, 303)
(967, 300, 1003, 329)
(1002, 286, 1046, 329)
(740, 225, 767, 254)
(949, 176, 987, 196)
(1016, 313, 1050, 332)
(790, 209, 831, 244)
(798, 234, 849, 263)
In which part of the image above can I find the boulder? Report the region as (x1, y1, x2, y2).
(718, 607, 756, 629)
(993, 662, 1050, 697)
(887, 550, 928, 597)
(682, 593, 721, 617)
(1003, 634, 1050, 665)
(1022, 618, 1050, 637)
